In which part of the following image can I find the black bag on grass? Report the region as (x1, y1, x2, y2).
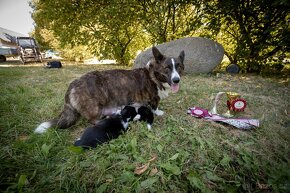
(226, 63, 240, 74)
(46, 61, 62, 68)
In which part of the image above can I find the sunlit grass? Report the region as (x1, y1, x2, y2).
(0, 63, 289, 192)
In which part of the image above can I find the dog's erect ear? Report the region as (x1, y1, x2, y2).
(152, 46, 164, 63)
(179, 50, 185, 63)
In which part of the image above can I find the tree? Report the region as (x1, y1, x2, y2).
(134, 0, 203, 44)
(202, 0, 290, 72)
(31, 0, 289, 72)
(31, 0, 150, 65)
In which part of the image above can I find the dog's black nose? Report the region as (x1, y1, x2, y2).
(172, 77, 180, 84)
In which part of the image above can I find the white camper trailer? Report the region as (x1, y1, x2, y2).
(0, 27, 42, 63)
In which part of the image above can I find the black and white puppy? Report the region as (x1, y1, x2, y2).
(74, 106, 137, 149)
(134, 106, 154, 130)
(74, 105, 154, 149)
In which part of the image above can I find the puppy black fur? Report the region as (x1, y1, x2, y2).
(74, 105, 155, 149)
(137, 106, 154, 129)
(74, 106, 137, 149)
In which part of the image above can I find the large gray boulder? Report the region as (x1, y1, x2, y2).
(133, 37, 224, 73)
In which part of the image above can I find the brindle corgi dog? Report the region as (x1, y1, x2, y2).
(35, 47, 184, 133)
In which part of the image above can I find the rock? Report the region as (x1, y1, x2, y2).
(133, 37, 224, 73)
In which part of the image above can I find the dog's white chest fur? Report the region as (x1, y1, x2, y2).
(158, 83, 171, 99)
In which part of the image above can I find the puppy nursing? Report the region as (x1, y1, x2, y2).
(74, 105, 154, 149)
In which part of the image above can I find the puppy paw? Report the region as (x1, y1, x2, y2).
(154, 109, 164, 116)
(133, 114, 141, 121)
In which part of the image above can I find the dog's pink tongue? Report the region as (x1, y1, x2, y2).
(171, 83, 179, 93)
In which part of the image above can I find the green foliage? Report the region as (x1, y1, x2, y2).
(31, 0, 151, 65)
(133, 0, 204, 43)
(202, 0, 290, 73)
(30, 0, 289, 70)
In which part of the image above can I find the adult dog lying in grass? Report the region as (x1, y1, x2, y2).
(74, 105, 154, 149)
(35, 46, 184, 133)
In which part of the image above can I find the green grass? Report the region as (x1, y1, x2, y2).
(0, 63, 289, 193)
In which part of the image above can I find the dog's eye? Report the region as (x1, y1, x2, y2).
(165, 66, 171, 70)
(175, 63, 181, 68)
(175, 63, 183, 71)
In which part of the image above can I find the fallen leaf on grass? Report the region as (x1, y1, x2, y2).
(18, 135, 29, 141)
(134, 154, 158, 175)
(134, 163, 149, 175)
(105, 179, 113, 183)
(149, 167, 158, 176)
(257, 182, 270, 190)
(148, 154, 157, 162)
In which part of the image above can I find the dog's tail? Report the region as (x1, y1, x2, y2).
(34, 104, 80, 134)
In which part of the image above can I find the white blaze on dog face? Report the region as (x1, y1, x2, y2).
(170, 58, 180, 93)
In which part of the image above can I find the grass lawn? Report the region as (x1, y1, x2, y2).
(0, 61, 289, 193)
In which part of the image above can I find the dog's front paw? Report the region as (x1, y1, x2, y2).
(154, 109, 164, 116)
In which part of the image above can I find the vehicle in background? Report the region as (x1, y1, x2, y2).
(0, 27, 42, 64)
(44, 49, 61, 59)
(17, 37, 42, 64)
(0, 47, 18, 62)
